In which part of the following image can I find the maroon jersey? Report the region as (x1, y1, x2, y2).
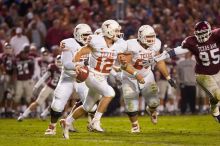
(182, 28, 220, 75)
(14, 56, 35, 80)
(46, 63, 61, 89)
(0, 53, 14, 75)
(37, 58, 51, 77)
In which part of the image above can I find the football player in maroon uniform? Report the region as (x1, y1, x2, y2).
(0, 43, 15, 116)
(13, 46, 35, 112)
(34, 47, 53, 80)
(17, 55, 62, 121)
(0, 43, 15, 90)
(152, 21, 220, 123)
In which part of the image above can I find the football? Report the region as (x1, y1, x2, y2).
(76, 66, 89, 83)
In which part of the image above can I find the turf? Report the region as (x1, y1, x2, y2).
(0, 115, 220, 146)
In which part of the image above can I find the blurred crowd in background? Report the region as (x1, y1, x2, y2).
(0, 0, 220, 118)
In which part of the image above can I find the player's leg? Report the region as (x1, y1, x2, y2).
(196, 73, 220, 122)
(45, 77, 74, 135)
(14, 80, 23, 114)
(18, 85, 52, 121)
(141, 72, 160, 124)
(86, 74, 115, 132)
(61, 88, 100, 139)
(122, 77, 140, 133)
(157, 80, 168, 113)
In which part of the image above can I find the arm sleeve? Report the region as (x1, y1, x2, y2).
(34, 71, 51, 89)
(173, 46, 189, 55)
(61, 51, 76, 70)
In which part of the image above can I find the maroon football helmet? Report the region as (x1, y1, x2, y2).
(194, 21, 212, 43)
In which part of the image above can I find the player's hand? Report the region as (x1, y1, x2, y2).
(142, 58, 156, 67)
(75, 64, 82, 75)
(136, 74, 145, 84)
(168, 79, 177, 89)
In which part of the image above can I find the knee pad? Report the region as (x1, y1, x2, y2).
(147, 97, 160, 108)
(51, 97, 65, 112)
(142, 83, 158, 97)
(213, 89, 220, 101)
(126, 111, 138, 117)
(104, 87, 115, 98)
(123, 86, 139, 99)
(50, 108, 62, 118)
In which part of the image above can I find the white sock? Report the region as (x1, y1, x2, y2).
(132, 121, 139, 125)
(66, 116, 74, 125)
(41, 108, 50, 117)
(167, 104, 175, 112)
(50, 123, 56, 127)
(93, 111, 103, 121)
(23, 108, 31, 117)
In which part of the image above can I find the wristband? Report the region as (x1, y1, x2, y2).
(166, 76, 171, 80)
(167, 49, 176, 58)
(133, 71, 138, 77)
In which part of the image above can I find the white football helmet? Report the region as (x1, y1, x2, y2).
(101, 20, 122, 41)
(94, 28, 102, 35)
(138, 25, 156, 46)
(74, 24, 92, 45)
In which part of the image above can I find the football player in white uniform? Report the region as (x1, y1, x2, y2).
(44, 24, 93, 135)
(60, 19, 145, 139)
(122, 25, 176, 133)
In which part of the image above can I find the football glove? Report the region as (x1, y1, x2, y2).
(168, 79, 177, 89)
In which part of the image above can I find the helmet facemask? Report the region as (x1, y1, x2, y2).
(194, 21, 212, 43)
(141, 35, 156, 46)
(194, 28, 212, 43)
(138, 25, 156, 47)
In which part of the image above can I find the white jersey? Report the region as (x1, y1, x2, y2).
(125, 38, 161, 77)
(88, 35, 127, 76)
(60, 38, 88, 78)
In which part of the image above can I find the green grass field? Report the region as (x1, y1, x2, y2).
(0, 115, 220, 146)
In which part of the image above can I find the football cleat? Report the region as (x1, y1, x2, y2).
(17, 113, 24, 122)
(131, 123, 140, 133)
(44, 124, 56, 135)
(60, 119, 70, 139)
(68, 124, 77, 132)
(213, 115, 220, 123)
(146, 106, 158, 124)
(87, 120, 104, 132)
(210, 104, 220, 116)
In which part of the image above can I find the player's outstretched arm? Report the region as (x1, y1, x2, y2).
(154, 46, 189, 62)
(33, 71, 51, 97)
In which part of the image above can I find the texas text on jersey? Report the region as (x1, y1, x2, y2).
(182, 28, 220, 75)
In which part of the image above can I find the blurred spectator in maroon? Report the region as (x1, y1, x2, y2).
(45, 19, 63, 50)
